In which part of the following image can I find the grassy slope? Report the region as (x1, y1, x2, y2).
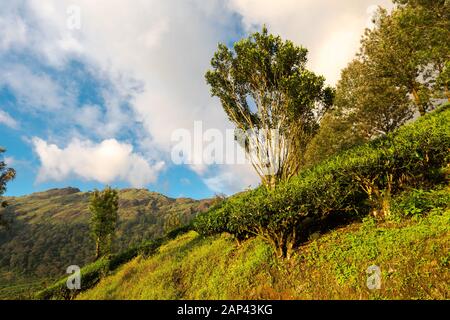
(79, 205, 449, 300)
(0, 188, 212, 298)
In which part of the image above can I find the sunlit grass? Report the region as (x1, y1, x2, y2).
(79, 205, 449, 300)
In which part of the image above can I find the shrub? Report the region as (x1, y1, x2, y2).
(193, 199, 229, 237)
(36, 237, 165, 299)
(392, 187, 450, 217)
(35, 258, 110, 300)
(194, 104, 450, 258)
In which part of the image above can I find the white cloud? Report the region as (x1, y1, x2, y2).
(0, 14, 27, 51)
(203, 163, 259, 195)
(0, 64, 74, 111)
(227, 0, 393, 84)
(0, 109, 18, 129)
(0, 0, 394, 194)
(32, 137, 165, 187)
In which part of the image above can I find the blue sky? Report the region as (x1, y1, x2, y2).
(0, 0, 391, 199)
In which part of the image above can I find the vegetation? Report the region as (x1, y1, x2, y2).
(194, 104, 450, 258)
(205, 27, 333, 188)
(361, 1, 450, 115)
(0, 148, 15, 228)
(35, 238, 163, 300)
(22, 103, 450, 299)
(78, 197, 449, 299)
(305, 0, 449, 166)
(89, 187, 119, 260)
(0, 188, 212, 299)
(2, 0, 450, 301)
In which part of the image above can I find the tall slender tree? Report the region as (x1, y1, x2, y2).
(89, 187, 119, 260)
(0, 148, 15, 228)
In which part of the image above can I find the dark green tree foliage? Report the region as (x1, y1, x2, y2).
(194, 104, 450, 259)
(0, 148, 15, 227)
(89, 187, 119, 260)
(304, 110, 366, 167)
(335, 59, 414, 138)
(205, 27, 333, 188)
(360, 1, 450, 115)
(305, 0, 449, 165)
(393, 0, 450, 100)
(305, 58, 415, 167)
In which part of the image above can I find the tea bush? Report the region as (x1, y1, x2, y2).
(194, 104, 450, 258)
(36, 237, 166, 299)
(392, 187, 450, 217)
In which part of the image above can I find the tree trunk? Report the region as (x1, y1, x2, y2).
(411, 87, 426, 116)
(263, 174, 277, 190)
(445, 83, 450, 102)
(95, 238, 100, 261)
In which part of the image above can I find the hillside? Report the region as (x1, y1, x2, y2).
(79, 201, 449, 300)
(38, 104, 449, 300)
(0, 188, 212, 298)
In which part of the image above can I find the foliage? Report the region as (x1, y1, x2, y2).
(79, 207, 450, 300)
(0, 148, 15, 228)
(303, 110, 366, 167)
(391, 187, 450, 217)
(360, 1, 450, 115)
(0, 188, 212, 298)
(89, 187, 119, 260)
(334, 59, 414, 138)
(194, 104, 450, 258)
(304, 0, 449, 165)
(205, 27, 333, 188)
(35, 224, 192, 300)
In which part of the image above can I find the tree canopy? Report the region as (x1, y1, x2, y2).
(360, 1, 450, 115)
(305, 0, 449, 165)
(89, 187, 119, 260)
(0, 148, 16, 227)
(205, 27, 333, 188)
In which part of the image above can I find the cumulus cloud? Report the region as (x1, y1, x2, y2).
(0, 64, 74, 112)
(228, 0, 393, 84)
(0, 14, 27, 51)
(0, 0, 393, 194)
(0, 109, 18, 129)
(32, 137, 165, 187)
(202, 163, 259, 195)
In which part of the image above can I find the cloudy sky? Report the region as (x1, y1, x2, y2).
(0, 0, 392, 199)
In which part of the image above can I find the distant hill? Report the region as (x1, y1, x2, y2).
(0, 187, 213, 296)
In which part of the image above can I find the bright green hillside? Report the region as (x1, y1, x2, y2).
(57, 105, 449, 300)
(79, 201, 449, 300)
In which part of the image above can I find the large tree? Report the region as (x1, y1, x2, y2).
(205, 27, 333, 188)
(304, 59, 414, 167)
(0, 148, 16, 228)
(89, 187, 119, 260)
(305, 0, 449, 166)
(335, 59, 414, 138)
(360, 1, 450, 115)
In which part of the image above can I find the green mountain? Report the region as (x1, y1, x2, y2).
(0, 187, 213, 298)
